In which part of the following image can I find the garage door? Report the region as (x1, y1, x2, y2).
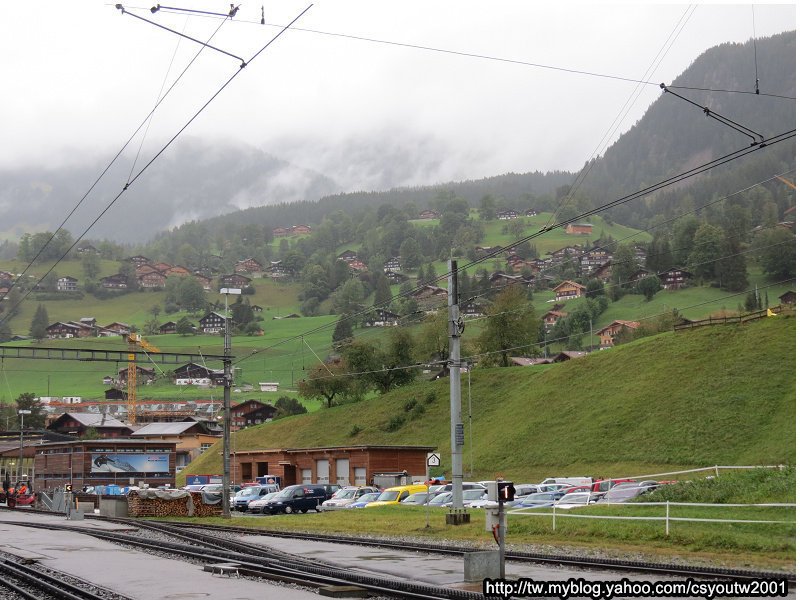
(335, 459, 350, 486)
(354, 467, 366, 485)
(315, 459, 329, 484)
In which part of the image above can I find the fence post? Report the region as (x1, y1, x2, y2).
(715, 465, 719, 477)
(552, 505, 556, 531)
(665, 501, 670, 536)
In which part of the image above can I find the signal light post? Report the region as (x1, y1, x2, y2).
(497, 480, 515, 578)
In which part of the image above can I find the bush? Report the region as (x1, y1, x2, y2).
(383, 415, 406, 432)
(348, 424, 363, 437)
(404, 398, 418, 412)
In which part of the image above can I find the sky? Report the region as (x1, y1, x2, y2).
(0, 1, 796, 191)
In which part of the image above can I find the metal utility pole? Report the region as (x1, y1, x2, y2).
(446, 259, 468, 524)
(220, 288, 241, 519)
(18, 410, 31, 483)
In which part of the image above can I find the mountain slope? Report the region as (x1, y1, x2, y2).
(182, 315, 795, 482)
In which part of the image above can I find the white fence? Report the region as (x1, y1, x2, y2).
(509, 501, 796, 535)
(618, 464, 788, 480)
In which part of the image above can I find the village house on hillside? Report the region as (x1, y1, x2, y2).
(411, 285, 448, 312)
(542, 309, 568, 331)
(418, 209, 440, 220)
(364, 308, 400, 327)
(553, 280, 586, 301)
(173, 363, 225, 386)
(199, 312, 227, 334)
(219, 273, 251, 288)
(659, 268, 692, 290)
(565, 223, 593, 235)
(127, 255, 151, 266)
(56, 276, 78, 292)
(596, 320, 640, 348)
(779, 290, 795, 305)
(100, 274, 128, 289)
(231, 400, 278, 430)
(235, 258, 264, 275)
(497, 209, 519, 220)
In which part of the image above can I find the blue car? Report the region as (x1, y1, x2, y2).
(347, 492, 381, 508)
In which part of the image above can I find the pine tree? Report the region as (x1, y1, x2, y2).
(29, 304, 49, 340)
(332, 317, 354, 347)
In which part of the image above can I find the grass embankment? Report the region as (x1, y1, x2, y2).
(184, 316, 795, 482)
(170, 469, 794, 568)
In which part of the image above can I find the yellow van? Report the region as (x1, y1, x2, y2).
(364, 484, 428, 507)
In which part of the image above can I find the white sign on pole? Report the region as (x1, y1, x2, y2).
(427, 452, 441, 467)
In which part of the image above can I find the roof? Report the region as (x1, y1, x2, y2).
(553, 280, 586, 291)
(131, 422, 207, 436)
(52, 412, 129, 428)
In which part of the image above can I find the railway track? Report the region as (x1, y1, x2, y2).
(0, 556, 133, 600)
(149, 518, 796, 585)
(0, 518, 483, 600)
(2, 508, 794, 594)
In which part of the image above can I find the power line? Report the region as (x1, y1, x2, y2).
(0, 6, 313, 327)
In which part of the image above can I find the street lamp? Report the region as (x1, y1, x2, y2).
(218, 287, 241, 518)
(18, 409, 31, 484)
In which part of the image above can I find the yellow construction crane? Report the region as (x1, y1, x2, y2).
(127, 333, 160, 425)
(775, 175, 796, 190)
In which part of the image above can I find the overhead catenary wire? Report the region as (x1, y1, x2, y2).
(231, 131, 795, 370)
(0, 12, 232, 316)
(0, 5, 313, 327)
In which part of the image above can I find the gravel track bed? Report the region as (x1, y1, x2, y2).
(0, 550, 133, 600)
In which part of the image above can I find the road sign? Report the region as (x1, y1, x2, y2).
(426, 452, 441, 467)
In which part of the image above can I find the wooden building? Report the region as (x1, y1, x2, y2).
(47, 413, 133, 438)
(228, 445, 435, 487)
(565, 223, 593, 235)
(33, 439, 176, 492)
(553, 280, 586, 301)
(659, 268, 692, 290)
(596, 320, 640, 348)
(231, 400, 278, 430)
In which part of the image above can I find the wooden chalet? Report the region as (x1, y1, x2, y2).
(235, 258, 264, 274)
(553, 280, 586, 301)
(628, 268, 651, 284)
(580, 248, 612, 274)
(411, 285, 448, 312)
(385, 271, 409, 284)
(117, 365, 156, 383)
(193, 273, 213, 290)
(542, 310, 567, 331)
(384, 257, 401, 272)
(348, 259, 368, 272)
(418, 210, 440, 220)
(159, 321, 177, 334)
(272, 226, 290, 237)
(127, 255, 151, 266)
(779, 290, 795, 305)
(199, 311, 227, 334)
(46, 322, 90, 339)
(138, 271, 166, 289)
(524, 208, 538, 217)
(552, 351, 587, 362)
(219, 273, 251, 288)
(56, 276, 78, 292)
(47, 412, 133, 438)
(497, 209, 519, 220)
(98, 322, 130, 337)
(164, 265, 191, 277)
(174, 362, 224, 386)
(489, 272, 528, 288)
(565, 223, 593, 235)
(100, 274, 128, 289)
(76, 242, 100, 255)
(152, 262, 173, 273)
(659, 268, 691, 290)
(364, 308, 400, 327)
(337, 250, 359, 262)
(596, 320, 640, 348)
(231, 400, 278, 430)
(292, 225, 312, 235)
(591, 260, 613, 282)
(510, 357, 551, 366)
(461, 300, 486, 318)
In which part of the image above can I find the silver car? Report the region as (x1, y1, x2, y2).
(320, 486, 379, 510)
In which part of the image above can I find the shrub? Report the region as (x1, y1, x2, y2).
(383, 415, 405, 432)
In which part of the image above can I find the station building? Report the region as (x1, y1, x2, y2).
(33, 439, 176, 492)
(232, 445, 436, 487)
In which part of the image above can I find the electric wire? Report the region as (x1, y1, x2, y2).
(752, 5, 760, 95)
(548, 4, 696, 229)
(231, 132, 795, 370)
(105, 4, 797, 100)
(0, 5, 313, 327)
(0, 13, 231, 319)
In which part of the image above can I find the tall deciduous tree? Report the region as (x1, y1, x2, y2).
(343, 328, 416, 394)
(687, 223, 724, 281)
(15, 393, 46, 429)
(298, 360, 357, 408)
(476, 285, 538, 366)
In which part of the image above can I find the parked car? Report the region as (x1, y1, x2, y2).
(597, 484, 650, 504)
(247, 492, 280, 514)
(320, 484, 342, 500)
(262, 484, 327, 514)
(554, 491, 597, 509)
(515, 491, 565, 509)
(365, 484, 429, 507)
(233, 484, 280, 512)
(347, 492, 381, 508)
(320, 486, 378, 510)
(401, 491, 434, 505)
(433, 488, 486, 508)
